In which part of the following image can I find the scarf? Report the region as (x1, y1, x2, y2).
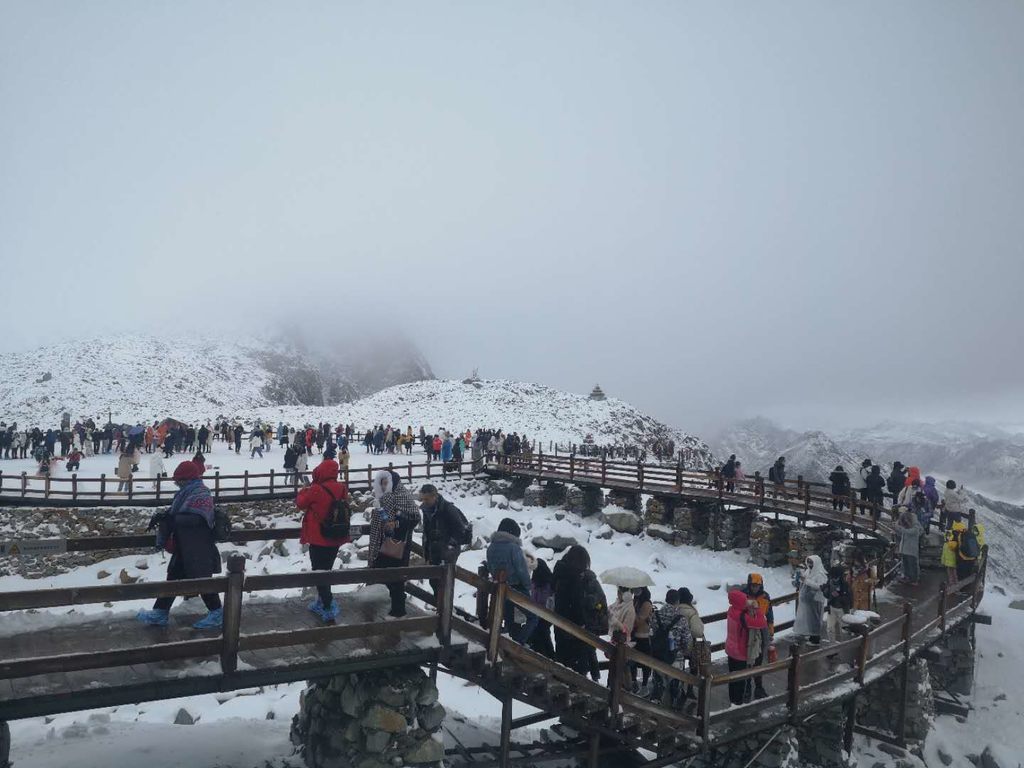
(170, 478, 214, 528)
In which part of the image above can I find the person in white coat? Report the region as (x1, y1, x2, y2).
(149, 451, 166, 489)
(295, 448, 309, 486)
(792, 555, 828, 646)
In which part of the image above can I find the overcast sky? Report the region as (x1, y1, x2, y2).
(2, 1, 1022, 434)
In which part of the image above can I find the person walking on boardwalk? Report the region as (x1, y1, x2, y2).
(420, 483, 471, 596)
(368, 469, 421, 618)
(297, 458, 351, 623)
(137, 461, 223, 629)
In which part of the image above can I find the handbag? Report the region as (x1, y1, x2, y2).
(694, 638, 712, 668)
(378, 536, 406, 560)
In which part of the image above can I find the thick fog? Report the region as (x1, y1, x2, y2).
(2, 2, 1022, 433)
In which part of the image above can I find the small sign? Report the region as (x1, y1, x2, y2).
(0, 538, 68, 556)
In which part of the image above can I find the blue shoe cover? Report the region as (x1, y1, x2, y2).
(192, 607, 224, 630)
(137, 609, 170, 626)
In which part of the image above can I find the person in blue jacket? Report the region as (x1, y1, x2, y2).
(486, 518, 531, 641)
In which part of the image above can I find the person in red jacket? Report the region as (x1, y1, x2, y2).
(297, 458, 350, 622)
(725, 589, 768, 705)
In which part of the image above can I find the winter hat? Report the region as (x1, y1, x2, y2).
(172, 460, 202, 482)
(497, 518, 521, 537)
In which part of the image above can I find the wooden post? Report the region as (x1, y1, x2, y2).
(155, 473, 161, 501)
(99, 473, 106, 501)
(637, 461, 644, 493)
(214, 471, 221, 501)
(843, 695, 857, 753)
(220, 555, 246, 674)
(368, 464, 373, 486)
(499, 694, 513, 768)
(487, 574, 508, 664)
(269, 469, 275, 494)
(855, 629, 870, 684)
(587, 732, 601, 768)
(569, 452, 575, 481)
(676, 460, 683, 490)
(601, 454, 607, 485)
(938, 583, 947, 637)
(697, 666, 712, 740)
(436, 563, 455, 647)
(426, 460, 431, 479)
(243, 470, 249, 498)
(71, 473, 78, 501)
(608, 640, 627, 727)
(787, 644, 802, 721)
(895, 602, 913, 745)
(20, 471, 27, 498)
(804, 483, 811, 512)
(127, 473, 133, 502)
(408, 462, 413, 483)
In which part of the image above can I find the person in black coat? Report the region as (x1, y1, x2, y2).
(137, 461, 222, 629)
(553, 544, 592, 676)
(863, 465, 887, 521)
(419, 484, 468, 590)
(829, 466, 851, 511)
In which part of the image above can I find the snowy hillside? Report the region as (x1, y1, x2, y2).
(259, 379, 716, 464)
(0, 332, 433, 426)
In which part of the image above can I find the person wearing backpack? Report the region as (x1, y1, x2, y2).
(676, 588, 705, 700)
(649, 590, 692, 706)
(297, 458, 351, 623)
(954, 510, 985, 583)
(527, 559, 556, 659)
(725, 589, 768, 705)
(420, 484, 471, 596)
(137, 461, 223, 629)
(485, 518, 532, 641)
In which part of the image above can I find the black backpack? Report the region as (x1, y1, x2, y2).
(447, 502, 473, 548)
(650, 611, 682, 663)
(213, 508, 232, 543)
(959, 527, 980, 560)
(320, 485, 351, 540)
(581, 570, 610, 636)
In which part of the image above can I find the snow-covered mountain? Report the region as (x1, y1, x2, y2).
(257, 378, 716, 465)
(840, 420, 1024, 503)
(0, 332, 433, 426)
(709, 418, 863, 483)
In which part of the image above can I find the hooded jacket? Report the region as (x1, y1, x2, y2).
(725, 590, 767, 661)
(485, 531, 531, 594)
(923, 477, 940, 508)
(296, 459, 350, 547)
(897, 510, 923, 556)
(741, 573, 775, 635)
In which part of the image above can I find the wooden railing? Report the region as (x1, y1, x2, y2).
(0, 457, 480, 506)
(0, 556, 452, 680)
(0, 459, 989, 749)
(503, 452, 894, 534)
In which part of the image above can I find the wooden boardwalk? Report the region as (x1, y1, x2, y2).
(0, 453, 990, 767)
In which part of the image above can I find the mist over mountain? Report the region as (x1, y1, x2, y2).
(0, 329, 433, 426)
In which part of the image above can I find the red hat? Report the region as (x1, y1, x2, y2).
(172, 460, 202, 482)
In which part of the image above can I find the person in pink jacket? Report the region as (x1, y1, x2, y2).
(725, 589, 768, 705)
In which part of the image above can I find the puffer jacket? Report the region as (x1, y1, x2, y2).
(296, 460, 350, 547)
(725, 590, 767, 661)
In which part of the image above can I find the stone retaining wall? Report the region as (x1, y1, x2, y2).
(927, 622, 975, 696)
(857, 657, 934, 744)
(290, 666, 445, 768)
